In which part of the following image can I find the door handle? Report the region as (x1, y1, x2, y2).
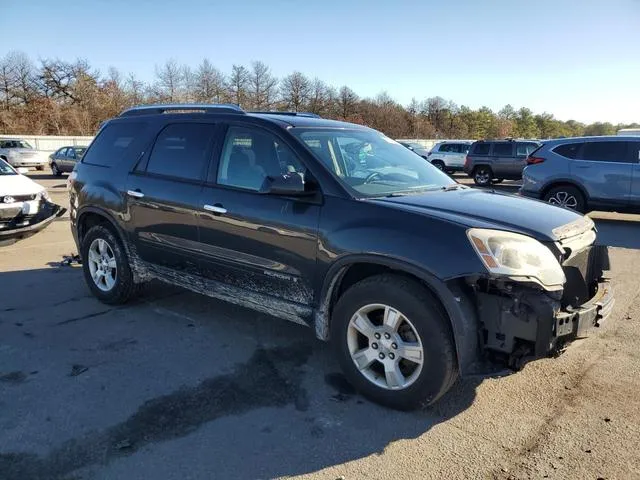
(127, 189, 145, 198)
(203, 204, 227, 214)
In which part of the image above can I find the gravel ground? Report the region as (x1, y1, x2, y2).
(0, 172, 639, 480)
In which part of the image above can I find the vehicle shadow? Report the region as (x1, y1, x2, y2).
(0, 265, 484, 480)
(593, 217, 640, 250)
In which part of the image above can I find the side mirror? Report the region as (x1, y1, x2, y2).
(17, 167, 29, 174)
(260, 173, 312, 196)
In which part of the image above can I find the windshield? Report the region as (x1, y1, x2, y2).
(0, 140, 33, 149)
(293, 128, 455, 197)
(0, 158, 17, 175)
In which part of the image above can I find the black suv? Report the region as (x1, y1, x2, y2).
(69, 105, 612, 409)
(464, 139, 540, 186)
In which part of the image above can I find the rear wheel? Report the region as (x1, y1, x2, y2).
(332, 274, 458, 410)
(473, 166, 493, 186)
(51, 163, 62, 177)
(36, 165, 44, 171)
(431, 160, 445, 171)
(81, 225, 139, 304)
(544, 185, 585, 212)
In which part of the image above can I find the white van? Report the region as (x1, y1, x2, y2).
(617, 128, 640, 137)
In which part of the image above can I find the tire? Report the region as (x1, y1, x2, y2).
(543, 185, 586, 213)
(36, 165, 45, 171)
(51, 163, 62, 177)
(332, 274, 458, 410)
(431, 160, 445, 171)
(81, 225, 139, 305)
(473, 166, 493, 186)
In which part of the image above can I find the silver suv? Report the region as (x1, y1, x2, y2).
(520, 136, 640, 213)
(427, 141, 472, 173)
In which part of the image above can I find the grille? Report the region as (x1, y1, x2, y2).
(1, 194, 37, 203)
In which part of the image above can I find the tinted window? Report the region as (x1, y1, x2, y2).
(218, 127, 306, 191)
(578, 141, 629, 163)
(459, 144, 471, 154)
(83, 122, 147, 167)
(629, 142, 640, 162)
(439, 144, 453, 153)
(493, 143, 513, 156)
(472, 143, 490, 155)
(146, 123, 216, 181)
(553, 143, 582, 159)
(516, 143, 538, 156)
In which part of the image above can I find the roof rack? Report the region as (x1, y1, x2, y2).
(119, 104, 245, 117)
(249, 111, 321, 119)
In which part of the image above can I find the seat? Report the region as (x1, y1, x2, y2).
(225, 147, 266, 190)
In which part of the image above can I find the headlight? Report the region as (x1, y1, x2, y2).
(37, 190, 51, 201)
(467, 228, 565, 290)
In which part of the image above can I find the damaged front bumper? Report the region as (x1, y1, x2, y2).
(472, 245, 613, 368)
(0, 200, 67, 246)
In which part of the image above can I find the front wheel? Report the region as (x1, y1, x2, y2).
(332, 274, 458, 410)
(81, 225, 139, 304)
(51, 163, 62, 177)
(36, 165, 45, 171)
(431, 160, 445, 171)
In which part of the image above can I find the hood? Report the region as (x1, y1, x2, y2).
(0, 173, 45, 196)
(368, 187, 590, 242)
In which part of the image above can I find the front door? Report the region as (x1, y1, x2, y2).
(126, 121, 218, 270)
(570, 140, 632, 208)
(197, 124, 320, 306)
(491, 142, 515, 177)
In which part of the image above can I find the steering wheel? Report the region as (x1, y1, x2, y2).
(364, 172, 383, 184)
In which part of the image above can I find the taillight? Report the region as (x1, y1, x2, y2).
(464, 155, 470, 168)
(527, 156, 545, 165)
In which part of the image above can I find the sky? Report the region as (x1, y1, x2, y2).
(1, 0, 639, 124)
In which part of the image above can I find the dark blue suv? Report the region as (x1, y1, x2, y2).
(69, 104, 613, 409)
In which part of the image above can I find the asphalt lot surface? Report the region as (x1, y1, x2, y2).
(1, 172, 640, 480)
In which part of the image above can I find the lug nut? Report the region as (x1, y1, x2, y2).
(374, 333, 381, 339)
(378, 353, 385, 360)
(388, 353, 395, 360)
(384, 333, 391, 339)
(391, 343, 397, 349)
(371, 342, 378, 350)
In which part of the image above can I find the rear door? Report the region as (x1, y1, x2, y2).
(54, 148, 68, 170)
(64, 148, 78, 172)
(570, 140, 632, 207)
(197, 123, 321, 306)
(490, 142, 515, 177)
(628, 140, 640, 208)
(126, 121, 218, 271)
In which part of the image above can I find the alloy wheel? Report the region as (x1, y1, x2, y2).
(87, 238, 117, 292)
(346, 304, 424, 390)
(548, 191, 578, 209)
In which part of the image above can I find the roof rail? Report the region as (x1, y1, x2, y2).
(249, 111, 322, 119)
(119, 104, 245, 117)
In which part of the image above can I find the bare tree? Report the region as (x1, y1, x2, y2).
(124, 73, 146, 105)
(227, 64, 249, 107)
(193, 59, 227, 103)
(247, 61, 277, 110)
(280, 71, 310, 112)
(153, 59, 184, 102)
(307, 78, 329, 115)
(337, 85, 358, 119)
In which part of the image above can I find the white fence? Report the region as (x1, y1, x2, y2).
(0, 135, 94, 153)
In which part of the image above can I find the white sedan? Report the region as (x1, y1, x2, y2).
(0, 159, 65, 246)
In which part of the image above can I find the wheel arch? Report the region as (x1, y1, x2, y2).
(316, 255, 479, 375)
(76, 206, 126, 246)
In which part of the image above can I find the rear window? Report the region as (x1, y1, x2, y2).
(82, 122, 147, 167)
(578, 141, 629, 163)
(493, 143, 513, 156)
(471, 143, 490, 155)
(553, 143, 582, 159)
(516, 143, 539, 156)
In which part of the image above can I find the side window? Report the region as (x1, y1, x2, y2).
(83, 122, 147, 167)
(578, 141, 629, 163)
(629, 142, 640, 163)
(66, 148, 76, 158)
(516, 143, 538, 156)
(58, 148, 68, 157)
(217, 126, 306, 191)
(440, 144, 452, 153)
(146, 123, 216, 181)
(472, 143, 490, 155)
(461, 144, 471, 154)
(493, 143, 513, 156)
(553, 143, 582, 159)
